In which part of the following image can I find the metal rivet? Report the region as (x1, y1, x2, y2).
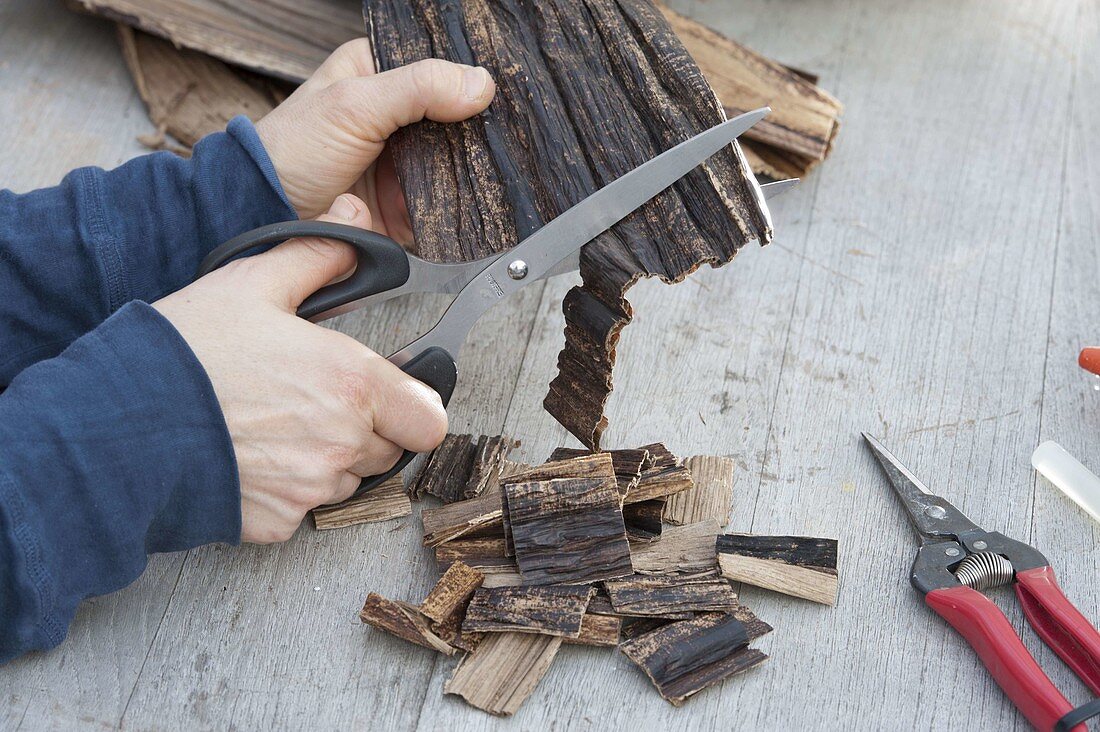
(973, 540, 988, 551)
(945, 547, 961, 557)
(507, 260, 528, 280)
(925, 505, 947, 519)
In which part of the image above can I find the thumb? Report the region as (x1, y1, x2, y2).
(328, 58, 496, 143)
(251, 194, 373, 309)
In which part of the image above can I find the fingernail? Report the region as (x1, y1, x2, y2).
(1080, 347, 1100, 375)
(462, 66, 490, 101)
(329, 195, 358, 221)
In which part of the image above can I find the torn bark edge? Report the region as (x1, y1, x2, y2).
(359, 593, 455, 655)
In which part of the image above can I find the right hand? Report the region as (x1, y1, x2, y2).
(154, 194, 447, 543)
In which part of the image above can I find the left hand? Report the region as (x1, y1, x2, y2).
(255, 39, 496, 244)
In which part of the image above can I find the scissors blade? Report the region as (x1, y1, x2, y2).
(390, 107, 771, 364)
(861, 433, 981, 543)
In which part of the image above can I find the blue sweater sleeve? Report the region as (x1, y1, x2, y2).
(0, 116, 296, 384)
(0, 118, 296, 661)
(0, 302, 240, 660)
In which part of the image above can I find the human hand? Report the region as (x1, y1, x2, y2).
(154, 194, 448, 543)
(255, 39, 496, 243)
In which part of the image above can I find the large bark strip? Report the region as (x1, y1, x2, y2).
(311, 475, 411, 529)
(463, 585, 595, 637)
(73, 0, 363, 82)
(604, 574, 738, 617)
(657, 4, 842, 178)
(365, 0, 771, 449)
(663, 455, 735, 526)
(505, 474, 633, 586)
(716, 534, 840, 605)
(619, 613, 767, 706)
(629, 519, 721, 574)
(359, 594, 455, 654)
(444, 632, 564, 716)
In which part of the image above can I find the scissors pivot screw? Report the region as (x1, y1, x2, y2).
(972, 540, 988, 550)
(945, 547, 960, 557)
(507, 259, 529, 280)
(925, 505, 946, 519)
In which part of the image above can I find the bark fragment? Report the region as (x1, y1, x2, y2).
(411, 433, 517, 503)
(462, 585, 595, 637)
(604, 573, 738, 617)
(717, 534, 840, 606)
(359, 593, 454, 655)
(629, 519, 721, 574)
(444, 632, 564, 716)
(311, 475, 410, 530)
(663, 455, 736, 526)
(505, 472, 633, 586)
(619, 613, 767, 705)
(420, 561, 485, 625)
(421, 493, 503, 547)
(564, 613, 623, 647)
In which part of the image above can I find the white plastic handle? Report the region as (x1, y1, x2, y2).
(1031, 441, 1100, 525)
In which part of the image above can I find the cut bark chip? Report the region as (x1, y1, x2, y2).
(311, 476, 410, 530)
(444, 632, 564, 717)
(664, 455, 736, 526)
(411, 433, 517, 503)
(717, 534, 840, 605)
(504, 465, 633, 586)
(421, 493, 503, 547)
(359, 593, 454, 655)
(565, 613, 623, 648)
(619, 613, 768, 706)
(604, 573, 739, 617)
(462, 585, 595, 637)
(420, 561, 485, 626)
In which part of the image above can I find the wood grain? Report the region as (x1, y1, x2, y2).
(462, 585, 595, 637)
(629, 519, 721, 574)
(310, 475, 410, 529)
(604, 574, 738, 616)
(444, 632, 564, 716)
(664, 455, 736, 526)
(71, 0, 363, 82)
(716, 533, 839, 604)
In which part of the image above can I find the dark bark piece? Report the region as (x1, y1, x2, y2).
(412, 433, 518, 503)
(420, 561, 485, 625)
(501, 453, 617, 557)
(564, 613, 623, 647)
(444, 632, 563, 716)
(730, 606, 773, 641)
(421, 493, 503, 547)
(619, 613, 767, 705)
(716, 534, 839, 605)
(359, 593, 454, 655)
(73, 0, 363, 83)
(626, 443, 693, 504)
(622, 499, 665, 542)
(657, 4, 842, 178)
(435, 537, 514, 571)
(505, 473, 633, 586)
(604, 574, 738, 617)
(117, 26, 284, 154)
(311, 475, 410, 529)
(548, 446, 649, 496)
(630, 519, 721, 574)
(365, 0, 771, 450)
(463, 585, 595, 637)
(664, 455, 735, 526)
(620, 616, 676, 642)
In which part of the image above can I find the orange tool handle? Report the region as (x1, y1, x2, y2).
(926, 585, 1081, 731)
(1016, 565, 1100, 696)
(1079, 347, 1100, 375)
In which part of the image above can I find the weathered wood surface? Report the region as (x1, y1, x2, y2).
(4, 0, 1098, 729)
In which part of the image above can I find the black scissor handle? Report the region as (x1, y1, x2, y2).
(195, 221, 411, 320)
(356, 346, 458, 494)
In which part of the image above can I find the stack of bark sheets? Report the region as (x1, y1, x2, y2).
(330, 434, 839, 716)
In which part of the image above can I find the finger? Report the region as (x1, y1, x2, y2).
(374, 148, 414, 246)
(323, 59, 495, 144)
(324, 471, 365, 505)
(348, 434, 403, 480)
(248, 194, 372, 309)
(366, 357, 449, 454)
(297, 38, 376, 95)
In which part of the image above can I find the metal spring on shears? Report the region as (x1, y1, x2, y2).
(954, 552, 1015, 591)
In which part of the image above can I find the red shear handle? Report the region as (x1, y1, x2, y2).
(1015, 565, 1100, 696)
(926, 586, 1080, 732)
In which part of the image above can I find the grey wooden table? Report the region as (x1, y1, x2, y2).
(2, 0, 1098, 729)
